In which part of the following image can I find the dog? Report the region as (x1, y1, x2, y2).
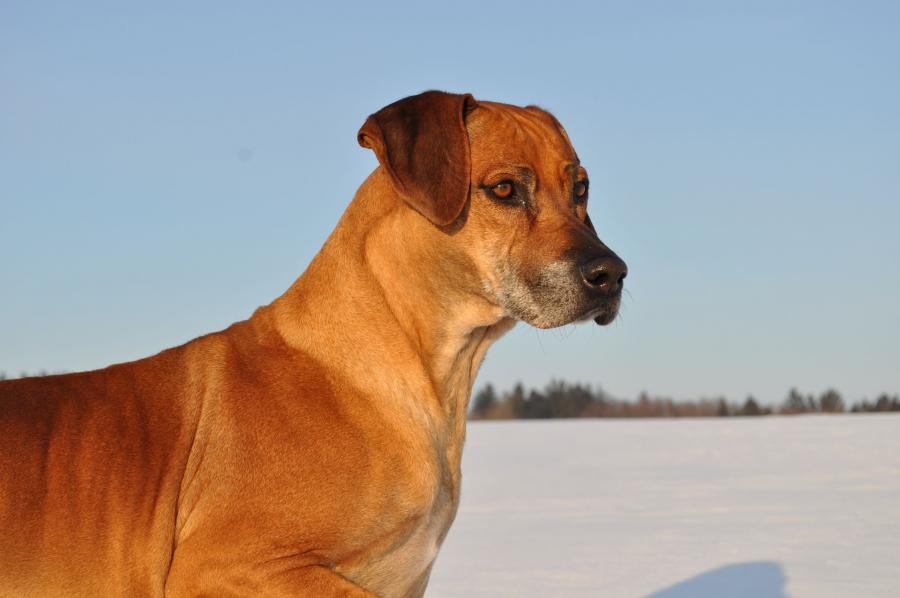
(0, 91, 626, 597)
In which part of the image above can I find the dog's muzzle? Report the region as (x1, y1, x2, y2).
(578, 253, 627, 325)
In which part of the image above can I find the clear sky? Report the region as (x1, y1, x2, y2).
(2, 1, 898, 405)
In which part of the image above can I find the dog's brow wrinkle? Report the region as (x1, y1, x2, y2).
(484, 164, 534, 177)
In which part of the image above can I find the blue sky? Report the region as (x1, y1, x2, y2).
(2, 1, 898, 404)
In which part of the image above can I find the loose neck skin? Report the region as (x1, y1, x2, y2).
(268, 169, 515, 438)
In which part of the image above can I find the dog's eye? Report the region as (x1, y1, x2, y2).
(489, 181, 515, 201)
(574, 180, 589, 203)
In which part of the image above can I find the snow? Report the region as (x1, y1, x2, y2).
(428, 415, 900, 597)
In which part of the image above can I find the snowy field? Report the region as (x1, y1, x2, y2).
(428, 415, 900, 597)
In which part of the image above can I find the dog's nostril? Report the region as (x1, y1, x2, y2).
(617, 271, 627, 289)
(587, 270, 608, 286)
(581, 256, 627, 293)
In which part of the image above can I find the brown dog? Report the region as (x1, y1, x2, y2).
(0, 91, 626, 597)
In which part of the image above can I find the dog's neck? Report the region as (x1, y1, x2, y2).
(269, 170, 514, 443)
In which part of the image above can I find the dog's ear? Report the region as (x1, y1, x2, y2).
(358, 91, 476, 226)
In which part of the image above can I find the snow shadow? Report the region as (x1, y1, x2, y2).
(645, 561, 787, 598)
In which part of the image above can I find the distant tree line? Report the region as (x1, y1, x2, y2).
(470, 381, 900, 420)
(4, 371, 899, 417)
(0, 370, 64, 381)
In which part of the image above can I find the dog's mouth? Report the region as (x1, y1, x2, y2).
(578, 300, 620, 327)
(493, 260, 624, 329)
(593, 311, 617, 326)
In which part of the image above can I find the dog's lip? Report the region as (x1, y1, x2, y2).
(575, 304, 616, 326)
(593, 311, 615, 326)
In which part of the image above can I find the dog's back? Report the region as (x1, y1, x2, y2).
(0, 348, 196, 596)
(0, 311, 375, 596)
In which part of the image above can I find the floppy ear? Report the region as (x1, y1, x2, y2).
(358, 91, 476, 226)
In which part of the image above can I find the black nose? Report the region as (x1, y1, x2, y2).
(580, 255, 627, 294)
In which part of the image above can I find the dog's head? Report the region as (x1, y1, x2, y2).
(358, 91, 626, 328)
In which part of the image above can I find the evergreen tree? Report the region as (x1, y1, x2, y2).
(819, 388, 845, 413)
(717, 398, 730, 417)
(471, 384, 498, 419)
(874, 393, 893, 412)
(783, 388, 807, 413)
(741, 395, 762, 416)
(507, 383, 526, 418)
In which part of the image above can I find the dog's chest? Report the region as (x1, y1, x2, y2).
(338, 433, 462, 597)
(366, 490, 455, 596)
